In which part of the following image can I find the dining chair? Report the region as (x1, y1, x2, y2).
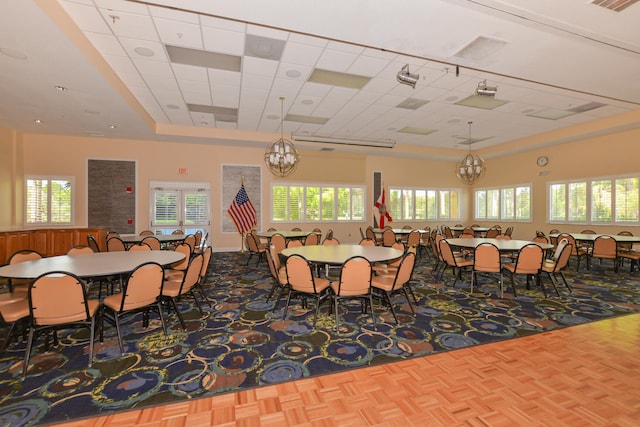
(164, 243, 192, 281)
(502, 243, 544, 297)
(107, 237, 126, 252)
(430, 234, 445, 277)
(439, 239, 473, 287)
(303, 232, 319, 246)
(193, 231, 203, 250)
(0, 291, 29, 355)
(195, 246, 213, 308)
(312, 228, 322, 243)
(7, 250, 43, 292)
(359, 238, 376, 246)
(141, 236, 162, 251)
(418, 226, 431, 260)
(106, 231, 120, 240)
(23, 271, 99, 376)
(291, 227, 302, 232)
(128, 242, 151, 252)
(267, 227, 277, 232)
(284, 254, 331, 327)
(245, 232, 266, 266)
(442, 225, 454, 239)
(271, 233, 287, 255)
(556, 233, 587, 271)
(372, 241, 405, 276)
(588, 235, 619, 273)
(171, 229, 183, 235)
(183, 234, 196, 253)
(139, 230, 154, 236)
(87, 234, 101, 253)
(371, 251, 417, 323)
(102, 262, 167, 354)
(322, 236, 340, 245)
(382, 228, 396, 247)
(503, 226, 514, 237)
(265, 245, 288, 311)
(365, 226, 380, 245)
(287, 239, 303, 248)
(485, 227, 500, 238)
(330, 256, 375, 332)
(406, 230, 421, 252)
(541, 240, 573, 296)
(161, 253, 205, 330)
(66, 245, 94, 255)
(472, 243, 503, 296)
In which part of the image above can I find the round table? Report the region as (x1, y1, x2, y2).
(445, 238, 553, 252)
(281, 244, 403, 265)
(120, 234, 186, 245)
(0, 251, 185, 279)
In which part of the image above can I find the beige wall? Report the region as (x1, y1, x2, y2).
(1, 116, 639, 247)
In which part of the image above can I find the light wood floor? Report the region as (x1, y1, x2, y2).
(53, 313, 640, 427)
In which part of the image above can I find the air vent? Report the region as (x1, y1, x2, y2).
(590, 0, 639, 12)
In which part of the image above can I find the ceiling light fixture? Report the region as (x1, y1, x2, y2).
(292, 135, 396, 149)
(396, 64, 419, 88)
(265, 97, 300, 177)
(475, 80, 497, 97)
(455, 121, 485, 185)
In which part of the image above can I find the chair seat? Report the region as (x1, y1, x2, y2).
(453, 257, 473, 267)
(103, 292, 158, 312)
(0, 289, 28, 306)
(541, 259, 556, 272)
(371, 275, 396, 292)
(164, 270, 185, 281)
(0, 298, 29, 323)
(161, 280, 183, 298)
(312, 277, 331, 293)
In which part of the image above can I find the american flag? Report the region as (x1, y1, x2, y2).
(228, 184, 257, 234)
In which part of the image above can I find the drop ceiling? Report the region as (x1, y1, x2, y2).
(1, 0, 639, 158)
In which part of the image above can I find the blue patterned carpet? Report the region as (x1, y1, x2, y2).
(1, 251, 639, 426)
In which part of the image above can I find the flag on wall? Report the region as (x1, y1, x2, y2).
(374, 187, 393, 228)
(228, 183, 257, 235)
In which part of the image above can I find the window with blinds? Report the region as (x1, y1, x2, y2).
(272, 183, 365, 222)
(390, 187, 461, 220)
(25, 176, 73, 225)
(549, 175, 639, 224)
(475, 185, 531, 221)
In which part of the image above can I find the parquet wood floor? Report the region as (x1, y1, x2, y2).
(52, 313, 640, 427)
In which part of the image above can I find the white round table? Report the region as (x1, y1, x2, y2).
(281, 244, 403, 265)
(0, 251, 185, 279)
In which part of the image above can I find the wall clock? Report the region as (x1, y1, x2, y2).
(536, 156, 549, 167)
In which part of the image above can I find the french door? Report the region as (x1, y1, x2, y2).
(150, 181, 210, 237)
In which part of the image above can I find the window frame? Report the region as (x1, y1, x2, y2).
(389, 187, 462, 221)
(474, 183, 532, 222)
(271, 182, 366, 223)
(25, 175, 75, 226)
(548, 174, 639, 225)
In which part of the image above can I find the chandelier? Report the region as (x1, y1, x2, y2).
(455, 121, 485, 185)
(264, 97, 300, 177)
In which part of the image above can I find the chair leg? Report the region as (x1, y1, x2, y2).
(88, 317, 95, 368)
(334, 295, 340, 334)
(402, 287, 415, 315)
(165, 297, 186, 330)
(559, 272, 572, 293)
(282, 289, 293, 320)
(113, 313, 124, 354)
(546, 272, 560, 297)
(23, 327, 36, 377)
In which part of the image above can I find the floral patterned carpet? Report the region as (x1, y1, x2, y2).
(1, 251, 639, 426)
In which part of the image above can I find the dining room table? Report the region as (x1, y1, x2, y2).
(449, 226, 491, 237)
(0, 250, 185, 280)
(281, 244, 404, 266)
(445, 238, 553, 253)
(119, 233, 186, 249)
(548, 233, 640, 245)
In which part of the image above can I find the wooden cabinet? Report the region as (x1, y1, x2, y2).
(0, 228, 105, 264)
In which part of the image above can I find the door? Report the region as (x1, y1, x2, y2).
(150, 182, 210, 237)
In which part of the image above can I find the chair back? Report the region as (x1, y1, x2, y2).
(432, 234, 443, 262)
(177, 253, 204, 294)
(334, 256, 372, 297)
(171, 243, 192, 271)
(325, 229, 334, 240)
(287, 239, 303, 248)
(107, 237, 126, 252)
(291, 227, 302, 231)
(592, 235, 617, 258)
(286, 254, 320, 294)
(473, 243, 501, 273)
(194, 230, 203, 248)
(139, 230, 154, 236)
(504, 226, 514, 237)
(557, 233, 580, 255)
(304, 233, 319, 246)
(513, 244, 543, 274)
(66, 245, 94, 255)
(312, 228, 322, 242)
(118, 262, 164, 311)
(9, 250, 42, 265)
(460, 232, 474, 239)
(382, 228, 396, 246)
(28, 272, 91, 326)
(246, 232, 259, 252)
(183, 234, 196, 252)
(533, 235, 549, 244)
(581, 229, 596, 234)
(322, 237, 340, 246)
(406, 230, 420, 248)
(485, 228, 500, 238)
(551, 242, 573, 273)
(442, 225, 453, 238)
(128, 242, 151, 252)
(87, 234, 101, 253)
(365, 227, 377, 242)
(389, 241, 405, 267)
(266, 246, 284, 284)
(271, 233, 287, 254)
(359, 238, 375, 246)
(172, 229, 183, 235)
(552, 238, 569, 260)
(142, 236, 161, 250)
(106, 231, 120, 239)
(439, 239, 456, 266)
(495, 234, 511, 240)
(390, 251, 416, 291)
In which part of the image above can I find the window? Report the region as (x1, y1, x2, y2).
(390, 187, 461, 220)
(26, 176, 73, 225)
(549, 175, 639, 224)
(150, 181, 211, 235)
(272, 183, 365, 222)
(475, 185, 531, 221)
